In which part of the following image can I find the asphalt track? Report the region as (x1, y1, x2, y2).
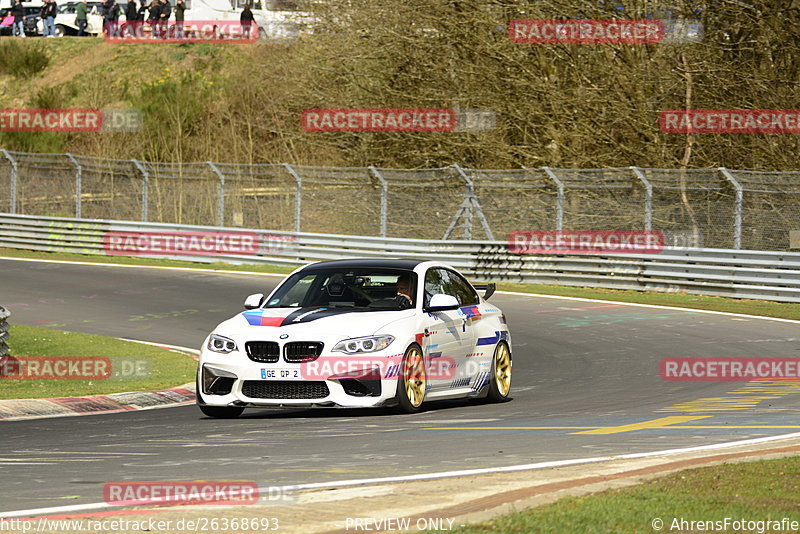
(1, 257, 799, 514)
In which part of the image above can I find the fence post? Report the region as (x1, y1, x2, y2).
(65, 153, 81, 219)
(542, 167, 564, 231)
(630, 166, 653, 231)
(132, 159, 148, 221)
(1, 150, 16, 214)
(283, 163, 302, 233)
(719, 167, 743, 249)
(208, 161, 225, 227)
(369, 166, 388, 237)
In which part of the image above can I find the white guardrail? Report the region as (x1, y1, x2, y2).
(1, 213, 800, 303)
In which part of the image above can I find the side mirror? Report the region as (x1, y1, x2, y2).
(424, 293, 459, 312)
(243, 293, 264, 309)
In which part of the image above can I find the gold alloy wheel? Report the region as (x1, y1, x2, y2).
(403, 346, 426, 408)
(494, 343, 512, 396)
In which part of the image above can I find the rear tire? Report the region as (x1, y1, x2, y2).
(486, 342, 512, 402)
(55, 24, 66, 37)
(198, 404, 244, 418)
(396, 344, 426, 413)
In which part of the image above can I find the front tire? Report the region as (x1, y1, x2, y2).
(486, 342, 512, 402)
(396, 344, 426, 413)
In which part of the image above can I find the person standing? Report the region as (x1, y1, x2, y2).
(173, 0, 184, 39)
(75, 0, 88, 36)
(102, 0, 118, 34)
(137, 0, 147, 22)
(240, 4, 254, 40)
(157, 0, 169, 38)
(11, 0, 25, 37)
(40, 0, 57, 37)
(146, 0, 159, 38)
(124, 0, 137, 36)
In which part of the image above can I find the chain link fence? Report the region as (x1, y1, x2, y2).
(1, 150, 798, 250)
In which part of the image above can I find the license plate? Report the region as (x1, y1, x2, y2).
(261, 368, 301, 380)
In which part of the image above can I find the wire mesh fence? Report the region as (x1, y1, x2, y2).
(1, 150, 798, 250)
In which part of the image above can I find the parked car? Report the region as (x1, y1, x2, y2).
(0, 3, 43, 35)
(197, 259, 512, 418)
(37, 1, 104, 36)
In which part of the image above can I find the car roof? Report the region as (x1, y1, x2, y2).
(300, 259, 426, 271)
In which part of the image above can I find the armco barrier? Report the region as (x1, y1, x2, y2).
(1, 213, 800, 302)
(0, 305, 9, 358)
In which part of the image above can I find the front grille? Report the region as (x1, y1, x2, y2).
(245, 341, 280, 363)
(242, 380, 329, 400)
(283, 342, 324, 363)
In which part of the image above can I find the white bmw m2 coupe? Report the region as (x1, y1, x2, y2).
(197, 259, 512, 417)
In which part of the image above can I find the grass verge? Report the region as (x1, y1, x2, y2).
(1, 248, 798, 320)
(1, 324, 197, 400)
(454, 456, 800, 534)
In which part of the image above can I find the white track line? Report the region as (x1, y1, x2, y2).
(3, 431, 800, 519)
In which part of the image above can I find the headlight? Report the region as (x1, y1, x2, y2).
(333, 335, 394, 354)
(208, 334, 238, 354)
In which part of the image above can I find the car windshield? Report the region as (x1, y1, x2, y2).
(264, 268, 417, 310)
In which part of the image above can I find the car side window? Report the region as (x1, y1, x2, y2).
(443, 269, 479, 306)
(423, 268, 446, 308)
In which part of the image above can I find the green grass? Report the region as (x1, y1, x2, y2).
(1, 324, 197, 399)
(454, 456, 800, 534)
(1, 248, 798, 320)
(0, 40, 50, 78)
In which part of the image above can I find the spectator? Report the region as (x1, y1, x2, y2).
(102, 0, 119, 34)
(40, 0, 57, 38)
(146, 0, 159, 38)
(137, 0, 147, 21)
(11, 0, 25, 37)
(240, 3, 254, 39)
(157, 0, 169, 38)
(174, 0, 184, 39)
(75, 0, 88, 36)
(124, 0, 137, 36)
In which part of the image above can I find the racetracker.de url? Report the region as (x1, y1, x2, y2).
(0, 517, 279, 533)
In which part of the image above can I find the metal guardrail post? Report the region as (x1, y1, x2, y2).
(283, 163, 302, 233)
(369, 166, 388, 237)
(1, 149, 17, 214)
(453, 163, 473, 239)
(132, 159, 148, 221)
(542, 167, 565, 231)
(66, 153, 81, 219)
(208, 161, 226, 227)
(630, 166, 653, 231)
(0, 305, 9, 358)
(719, 167, 743, 249)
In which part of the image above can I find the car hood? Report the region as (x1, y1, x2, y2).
(216, 307, 416, 338)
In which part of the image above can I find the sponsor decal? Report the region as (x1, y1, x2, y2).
(509, 19, 665, 43)
(660, 358, 800, 381)
(509, 230, 664, 254)
(660, 109, 800, 133)
(476, 331, 510, 347)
